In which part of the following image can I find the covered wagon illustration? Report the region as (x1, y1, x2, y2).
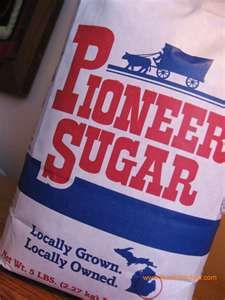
(122, 43, 213, 89)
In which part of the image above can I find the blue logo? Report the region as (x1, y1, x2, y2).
(118, 43, 213, 90)
(114, 247, 163, 299)
(107, 43, 225, 108)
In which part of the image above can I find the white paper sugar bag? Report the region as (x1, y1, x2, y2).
(1, 1, 225, 299)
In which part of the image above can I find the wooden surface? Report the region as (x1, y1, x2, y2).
(0, 176, 224, 299)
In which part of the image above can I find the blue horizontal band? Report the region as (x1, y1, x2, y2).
(19, 154, 219, 256)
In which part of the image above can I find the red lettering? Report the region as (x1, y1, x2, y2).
(145, 94, 182, 144)
(92, 79, 124, 125)
(197, 112, 225, 163)
(106, 137, 139, 185)
(172, 103, 207, 153)
(42, 119, 86, 184)
(129, 145, 169, 196)
(52, 25, 114, 114)
(162, 155, 198, 206)
(79, 126, 114, 173)
(77, 75, 102, 119)
(114, 85, 156, 135)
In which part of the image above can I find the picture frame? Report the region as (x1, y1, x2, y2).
(0, 0, 63, 97)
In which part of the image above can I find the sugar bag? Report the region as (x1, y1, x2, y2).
(1, 1, 225, 299)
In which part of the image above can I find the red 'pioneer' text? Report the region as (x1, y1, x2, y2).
(41, 25, 225, 207)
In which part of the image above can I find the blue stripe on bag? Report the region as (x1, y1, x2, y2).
(19, 154, 219, 256)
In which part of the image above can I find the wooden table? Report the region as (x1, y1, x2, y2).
(0, 176, 224, 299)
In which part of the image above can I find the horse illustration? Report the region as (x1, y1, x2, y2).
(122, 52, 151, 74)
